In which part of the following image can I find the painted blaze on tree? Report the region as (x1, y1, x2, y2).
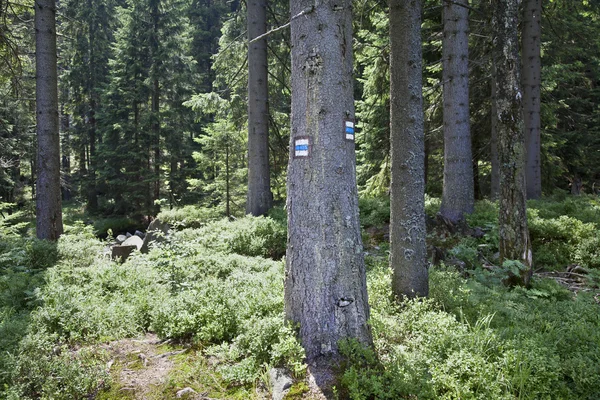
(285, 0, 372, 375)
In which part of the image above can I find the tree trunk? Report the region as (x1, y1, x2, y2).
(86, 0, 98, 212)
(389, 0, 428, 299)
(490, 64, 500, 199)
(35, 0, 63, 241)
(522, 0, 542, 199)
(60, 102, 71, 201)
(246, 0, 272, 216)
(493, 0, 533, 286)
(151, 0, 161, 205)
(285, 0, 372, 388)
(440, 0, 474, 224)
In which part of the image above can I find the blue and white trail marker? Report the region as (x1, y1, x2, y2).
(345, 120, 355, 141)
(294, 137, 310, 158)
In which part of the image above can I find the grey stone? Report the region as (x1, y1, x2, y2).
(111, 245, 137, 262)
(134, 230, 145, 239)
(126, 232, 133, 238)
(122, 235, 143, 250)
(269, 368, 293, 400)
(116, 234, 128, 244)
(176, 387, 196, 398)
(141, 218, 170, 253)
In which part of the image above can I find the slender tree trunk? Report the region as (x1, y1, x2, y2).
(153, 78, 160, 203)
(151, 0, 161, 205)
(440, 0, 474, 224)
(493, 0, 533, 286)
(389, 0, 428, 299)
(225, 137, 230, 219)
(285, 0, 372, 388)
(87, 107, 98, 211)
(490, 64, 500, 199)
(86, 0, 98, 212)
(246, 0, 272, 216)
(35, 0, 63, 241)
(522, 0, 542, 199)
(60, 102, 71, 201)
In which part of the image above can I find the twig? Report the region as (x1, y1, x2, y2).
(249, 6, 314, 44)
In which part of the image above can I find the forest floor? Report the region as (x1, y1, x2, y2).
(98, 333, 325, 399)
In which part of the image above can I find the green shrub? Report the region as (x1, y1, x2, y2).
(528, 211, 596, 269)
(574, 235, 600, 269)
(157, 205, 223, 228)
(350, 258, 600, 399)
(170, 216, 286, 259)
(32, 254, 168, 342)
(92, 217, 142, 237)
(466, 200, 498, 228)
(207, 316, 305, 383)
(359, 197, 390, 228)
(8, 330, 109, 400)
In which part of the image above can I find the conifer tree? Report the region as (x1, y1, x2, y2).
(389, 0, 428, 298)
(246, 0, 272, 216)
(440, 0, 474, 224)
(35, 0, 63, 240)
(493, 0, 533, 286)
(285, 0, 372, 388)
(522, 0, 542, 199)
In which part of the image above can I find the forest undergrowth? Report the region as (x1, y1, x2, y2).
(0, 194, 599, 399)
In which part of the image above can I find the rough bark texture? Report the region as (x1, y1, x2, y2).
(285, 0, 372, 385)
(389, 0, 428, 299)
(493, 0, 533, 286)
(490, 64, 500, 199)
(246, 0, 272, 216)
(522, 0, 542, 199)
(35, 0, 63, 241)
(440, 0, 474, 223)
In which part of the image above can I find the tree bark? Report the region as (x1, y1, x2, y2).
(35, 0, 63, 241)
(246, 0, 272, 216)
(86, 0, 98, 212)
(522, 0, 542, 199)
(490, 63, 500, 199)
(285, 0, 372, 387)
(389, 0, 428, 299)
(493, 0, 533, 286)
(440, 0, 474, 224)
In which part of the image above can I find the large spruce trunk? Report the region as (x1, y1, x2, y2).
(285, 0, 372, 385)
(493, 0, 533, 286)
(389, 0, 428, 298)
(35, 0, 63, 241)
(522, 0, 542, 199)
(246, 0, 272, 216)
(440, 0, 474, 224)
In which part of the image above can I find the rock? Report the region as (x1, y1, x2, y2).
(116, 234, 128, 244)
(134, 230, 145, 239)
(176, 387, 196, 398)
(122, 235, 143, 250)
(111, 245, 137, 262)
(567, 264, 589, 274)
(141, 218, 170, 253)
(269, 368, 293, 400)
(126, 232, 133, 238)
(471, 227, 486, 239)
(445, 258, 467, 274)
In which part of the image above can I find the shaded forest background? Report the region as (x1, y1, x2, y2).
(1, 0, 599, 222)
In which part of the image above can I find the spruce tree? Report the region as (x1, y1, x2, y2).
(285, 0, 372, 388)
(440, 0, 474, 224)
(389, 0, 428, 298)
(493, 0, 533, 286)
(35, 0, 63, 240)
